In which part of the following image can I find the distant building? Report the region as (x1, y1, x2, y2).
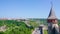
(0, 25, 6, 32)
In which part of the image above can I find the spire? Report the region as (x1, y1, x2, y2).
(48, 2, 57, 19)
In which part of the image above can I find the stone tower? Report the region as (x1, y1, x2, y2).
(47, 4, 59, 34)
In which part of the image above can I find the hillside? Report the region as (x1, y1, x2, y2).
(0, 19, 60, 34)
(0, 20, 33, 34)
(29, 18, 60, 26)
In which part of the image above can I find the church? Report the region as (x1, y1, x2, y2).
(32, 3, 60, 34)
(47, 4, 59, 34)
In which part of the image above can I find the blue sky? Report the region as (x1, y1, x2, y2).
(0, 0, 60, 19)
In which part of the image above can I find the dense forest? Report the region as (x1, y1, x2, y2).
(0, 19, 40, 34)
(0, 20, 34, 34)
(0, 19, 60, 34)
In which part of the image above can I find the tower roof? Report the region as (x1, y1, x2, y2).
(47, 5, 57, 19)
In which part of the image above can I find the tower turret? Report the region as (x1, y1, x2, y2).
(47, 3, 59, 34)
(47, 5, 57, 24)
